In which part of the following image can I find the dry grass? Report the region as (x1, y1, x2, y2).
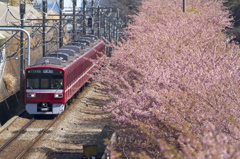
(8, 0, 32, 6)
(3, 73, 17, 94)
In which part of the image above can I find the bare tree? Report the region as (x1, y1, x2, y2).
(100, 0, 142, 17)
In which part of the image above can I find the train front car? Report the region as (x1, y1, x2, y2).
(25, 67, 66, 115)
(24, 35, 105, 115)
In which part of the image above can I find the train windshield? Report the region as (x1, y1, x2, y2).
(27, 75, 63, 89)
(51, 77, 63, 89)
(27, 77, 39, 89)
(26, 68, 63, 89)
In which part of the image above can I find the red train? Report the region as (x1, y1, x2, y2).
(24, 36, 105, 115)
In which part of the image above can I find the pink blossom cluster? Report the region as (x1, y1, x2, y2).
(94, 0, 240, 158)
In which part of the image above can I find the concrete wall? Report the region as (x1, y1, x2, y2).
(0, 91, 21, 126)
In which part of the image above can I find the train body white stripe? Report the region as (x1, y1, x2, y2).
(26, 89, 64, 93)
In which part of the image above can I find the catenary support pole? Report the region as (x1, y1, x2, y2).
(0, 28, 31, 65)
(97, 5, 100, 38)
(20, 0, 26, 108)
(42, 0, 47, 56)
(183, 0, 186, 12)
(72, 0, 76, 41)
(59, 0, 64, 47)
(83, 0, 86, 35)
(0, 28, 31, 109)
(91, 0, 94, 34)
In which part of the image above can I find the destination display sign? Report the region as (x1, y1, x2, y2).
(27, 68, 62, 75)
(43, 69, 54, 73)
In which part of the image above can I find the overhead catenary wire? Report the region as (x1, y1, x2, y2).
(47, 1, 58, 15)
(0, 5, 8, 21)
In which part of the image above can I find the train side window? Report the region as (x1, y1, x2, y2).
(75, 67, 78, 79)
(72, 70, 74, 82)
(89, 60, 91, 68)
(80, 63, 82, 75)
(80, 63, 82, 73)
(70, 72, 72, 85)
(73, 70, 75, 81)
(78, 63, 81, 77)
(70, 71, 73, 85)
(72, 70, 74, 81)
(67, 73, 69, 87)
(68, 73, 70, 86)
(83, 62, 86, 72)
(74, 69, 76, 79)
(67, 72, 70, 87)
(68, 72, 70, 86)
(76, 64, 79, 78)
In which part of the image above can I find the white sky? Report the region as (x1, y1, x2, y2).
(33, 0, 101, 6)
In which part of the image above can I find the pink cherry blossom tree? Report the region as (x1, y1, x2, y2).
(94, 0, 240, 158)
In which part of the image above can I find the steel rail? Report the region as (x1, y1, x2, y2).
(0, 118, 35, 151)
(15, 116, 58, 159)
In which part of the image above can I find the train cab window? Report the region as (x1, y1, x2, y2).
(51, 77, 63, 89)
(26, 68, 64, 89)
(27, 78, 39, 89)
(41, 78, 49, 89)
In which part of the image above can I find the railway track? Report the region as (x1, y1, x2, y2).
(0, 82, 109, 158)
(0, 83, 91, 159)
(0, 114, 58, 159)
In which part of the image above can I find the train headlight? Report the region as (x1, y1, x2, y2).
(54, 94, 63, 98)
(27, 93, 36, 98)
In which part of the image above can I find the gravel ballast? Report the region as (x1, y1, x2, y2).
(24, 83, 112, 159)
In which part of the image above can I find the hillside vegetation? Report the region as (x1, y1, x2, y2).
(95, 0, 240, 158)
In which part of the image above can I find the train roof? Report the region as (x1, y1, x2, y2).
(60, 45, 81, 52)
(29, 36, 104, 69)
(50, 49, 76, 56)
(67, 42, 86, 49)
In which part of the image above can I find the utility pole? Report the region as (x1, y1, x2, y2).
(42, 0, 47, 56)
(20, 0, 25, 108)
(59, 0, 64, 47)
